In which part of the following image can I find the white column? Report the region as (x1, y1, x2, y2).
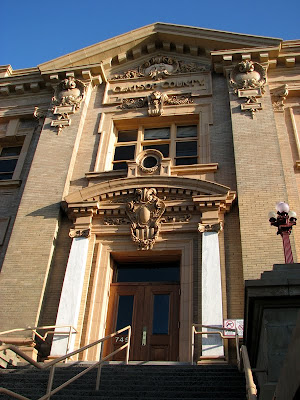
(50, 237, 89, 357)
(201, 230, 224, 357)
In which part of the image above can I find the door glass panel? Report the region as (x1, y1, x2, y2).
(152, 294, 170, 334)
(116, 295, 134, 331)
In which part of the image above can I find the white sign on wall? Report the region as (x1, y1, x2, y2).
(223, 319, 244, 338)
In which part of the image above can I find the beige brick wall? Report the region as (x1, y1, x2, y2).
(69, 85, 106, 192)
(229, 85, 288, 280)
(211, 73, 244, 319)
(0, 90, 92, 334)
(273, 107, 300, 261)
(0, 119, 41, 268)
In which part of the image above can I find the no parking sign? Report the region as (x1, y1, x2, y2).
(223, 319, 244, 338)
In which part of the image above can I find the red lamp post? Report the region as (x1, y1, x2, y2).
(269, 202, 297, 264)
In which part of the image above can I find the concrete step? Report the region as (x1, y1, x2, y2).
(0, 364, 246, 400)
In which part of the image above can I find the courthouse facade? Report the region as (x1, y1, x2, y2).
(0, 23, 300, 362)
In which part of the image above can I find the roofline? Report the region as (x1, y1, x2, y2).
(38, 22, 283, 70)
(153, 22, 283, 42)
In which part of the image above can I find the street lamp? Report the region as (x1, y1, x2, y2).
(269, 202, 297, 264)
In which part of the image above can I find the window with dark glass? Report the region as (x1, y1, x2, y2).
(115, 263, 180, 283)
(143, 144, 169, 157)
(0, 146, 22, 180)
(112, 124, 198, 170)
(113, 130, 137, 170)
(175, 125, 198, 166)
(144, 128, 170, 140)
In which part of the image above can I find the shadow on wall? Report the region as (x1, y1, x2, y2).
(275, 310, 300, 400)
(27, 202, 62, 219)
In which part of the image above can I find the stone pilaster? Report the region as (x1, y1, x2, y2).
(50, 236, 90, 357)
(199, 210, 224, 359)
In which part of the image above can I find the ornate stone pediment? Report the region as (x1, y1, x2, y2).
(126, 188, 166, 250)
(62, 177, 235, 245)
(112, 55, 208, 81)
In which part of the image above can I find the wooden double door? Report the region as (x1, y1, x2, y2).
(105, 282, 180, 361)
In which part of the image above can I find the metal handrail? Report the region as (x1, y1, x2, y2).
(0, 325, 78, 357)
(192, 324, 257, 400)
(0, 325, 132, 400)
(191, 323, 237, 363)
(0, 325, 77, 342)
(239, 345, 258, 400)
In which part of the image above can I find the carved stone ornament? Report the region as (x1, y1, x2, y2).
(51, 77, 86, 134)
(229, 60, 266, 118)
(161, 214, 191, 223)
(126, 188, 166, 250)
(69, 228, 90, 238)
(147, 91, 167, 116)
(229, 60, 266, 93)
(198, 221, 223, 233)
(272, 84, 289, 112)
(136, 149, 162, 174)
(103, 217, 130, 225)
(33, 106, 47, 120)
(120, 92, 193, 115)
(112, 55, 208, 80)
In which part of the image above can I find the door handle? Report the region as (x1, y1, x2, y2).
(142, 326, 147, 346)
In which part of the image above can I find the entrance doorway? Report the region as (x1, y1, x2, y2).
(104, 261, 180, 361)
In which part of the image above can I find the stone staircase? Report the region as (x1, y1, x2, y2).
(0, 363, 246, 399)
(0, 349, 18, 369)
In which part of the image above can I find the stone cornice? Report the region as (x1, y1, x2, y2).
(63, 178, 235, 226)
(40, 63, 106, 85)
(0, 74, 50, 97)
(0, 65, 106, 99)
(193, 191, 236, 213)
(64, 176, 230, 204)
(212, 43, 300, 74)
(85, 163, 219, 183)
(0, 104, 49, 118)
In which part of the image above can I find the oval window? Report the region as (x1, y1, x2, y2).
(143, 156, 158, 168)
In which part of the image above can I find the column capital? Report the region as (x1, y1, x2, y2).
(198, 221, 223, 233)
(69, 228, 91, 238)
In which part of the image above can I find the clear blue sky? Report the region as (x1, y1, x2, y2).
(1, 0, 299, 70)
